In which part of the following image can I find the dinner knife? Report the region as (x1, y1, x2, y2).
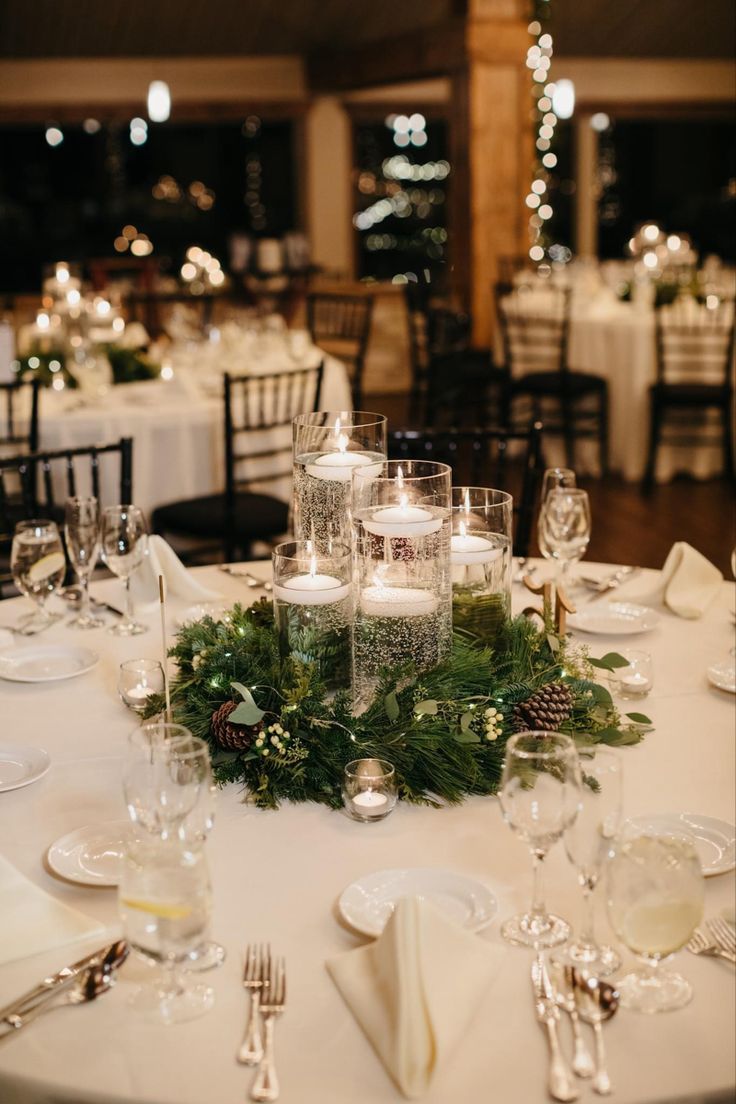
(531, 953, 579, 1102)
(0, 940, 124, 1023)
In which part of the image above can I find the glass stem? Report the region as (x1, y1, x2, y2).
(79, 571, 91, 621)
(579, 878, 597, 948)
(530, 848, 547, 919)
(124, 575, 134, 625)
(160, 956, 186, 1002)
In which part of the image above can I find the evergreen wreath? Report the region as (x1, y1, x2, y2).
(144, 599, 649, 810)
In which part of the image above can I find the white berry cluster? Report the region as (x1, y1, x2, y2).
(191, 647, 208, 670)
(254, 723, 291, 757)
(483, 707, 503, 741)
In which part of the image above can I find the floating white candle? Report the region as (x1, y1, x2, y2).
(450, 530, 501, 566)
(305, 432, 378, 483)
(360, 585, 438, 617)
(351, 790, 388, 815)
(273, 571, 350, 606)
(363, 494, 442, 537)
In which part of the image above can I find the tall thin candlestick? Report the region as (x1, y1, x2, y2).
(158, 574, 172, 723)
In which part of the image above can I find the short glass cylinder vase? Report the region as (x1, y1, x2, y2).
(450, 488, 513, 644)
(351, 460, 452, 712)
(272, 540, 353, 694)
(292, 411, 387, 547)
(342, 759, 397, 822)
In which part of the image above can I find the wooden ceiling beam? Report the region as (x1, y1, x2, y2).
(306, 19, 467, 92)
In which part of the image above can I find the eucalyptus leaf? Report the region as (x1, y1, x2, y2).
(626, 712, 652, 724)
(455, 728, 481, 744)
(595, 726, 643, 746)
(546, 633, 560, 653)
(589, 682, 613, 707)
(459, 710, 475, 733)
(229, 682, 265, 725)
(414, 699, 439, 717)
(384, 691, 400, 722)
(588, 652, 629, 671)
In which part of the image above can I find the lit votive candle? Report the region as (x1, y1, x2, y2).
(305, 432, 380, 483)
(450, 530, 501, 566)
(363, 494, 442, 537)
(614, 650, 653, 699)
(118, 659, 165, 714)
(273, 572, 350, 606)
(360, 585, 438, 617)
(342, 758, 397, 822)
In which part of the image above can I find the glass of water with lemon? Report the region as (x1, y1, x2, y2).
(10, 520, 66, 634)
(606, 823, 704, 1013)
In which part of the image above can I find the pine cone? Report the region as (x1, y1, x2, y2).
(211, 701, 261, 752)
(513, 681, 574, 733)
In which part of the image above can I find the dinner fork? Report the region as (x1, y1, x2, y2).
(686, 928, 735, 964)
(237, 944, 268, 1066)
(708, 918, 736, 955)
(251, 957, 286, 1103)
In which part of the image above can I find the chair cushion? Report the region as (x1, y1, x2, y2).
(512, 371, 606, 396)
(152, 493, 289, 540)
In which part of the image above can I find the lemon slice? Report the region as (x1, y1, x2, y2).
(120, 897, 192, 921)
(27, 552, 65, 584)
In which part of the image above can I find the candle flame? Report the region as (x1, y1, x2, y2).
(333, 416, 342, 440)
(309, 555, 317, 578)
(463, 487, 470, 512)
(399, 493, 409, 513)
(459, 520, 467, 538)
(336, 432, 349, 454)
(396, 465, 404, 489)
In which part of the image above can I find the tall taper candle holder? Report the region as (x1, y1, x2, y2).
(351, 460, 452, 712)
(292, 411, 386, 547)
(272, 540, 353, 694)
(450, 488, 513, 644)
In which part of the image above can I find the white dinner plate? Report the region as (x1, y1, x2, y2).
(630, 814, 736, 877)
(568, 602, 660, 636)
(47, 821, 129, 887)
(0, 644, 98, 683)
(338, 868, 497, 938)
(0, 743, 51, 793)
(176, 602, 232, 628)
(706, 660, 736, 694)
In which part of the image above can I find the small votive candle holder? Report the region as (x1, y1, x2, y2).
(118, 659, 165, 713)
(342, 759, 397, 822)
(611, 650, 653, 698)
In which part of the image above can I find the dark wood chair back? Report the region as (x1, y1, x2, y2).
(496, 284, 571, 380)
(388, 420, 544, 558)
(306, 293, 373, 407)
(655, 301, 735, 389)
(0, 378, 40, 457)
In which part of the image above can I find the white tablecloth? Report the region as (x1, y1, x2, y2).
(0, 563, 734, 1104)
(33, 338, 351, 515)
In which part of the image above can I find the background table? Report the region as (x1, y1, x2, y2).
(0, 563, 734, 1104)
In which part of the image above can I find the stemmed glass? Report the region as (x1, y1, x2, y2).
(606, 823, 704, 1013)
(499, 731, 582, 947)
(10, 519, 65, 634)
(100, 504, 148, 636)
(557, 747, 622, 975)
(537, 467, 576, 564)
(538, 487, 591, 585)
(64, 496, 104, 629)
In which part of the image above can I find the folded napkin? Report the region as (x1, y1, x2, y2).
(628, 542, 723, 619)
(130, 535, 222, 611)
(327, 896, 505, 1099)
(0, 852, 106, 967)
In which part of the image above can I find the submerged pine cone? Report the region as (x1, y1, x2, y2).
(211, 700, 260, 751)
(513, 681, 574, 733)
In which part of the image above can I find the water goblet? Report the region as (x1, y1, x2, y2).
(557, 747, 622, 976)
(499, 730, 582, 947)
(537, 467, 576, 564)
(64, 496, 104, 629)
(10, 519, 65, 634)
(538, 487, 591, 586)
(606, 822, 704, 1013)
(100, 504, 148, 636)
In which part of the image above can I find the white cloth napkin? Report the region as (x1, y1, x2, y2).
(327, 896, 505, 1099)
(0, 852, 106, 967)
(130, 535, 222, 611)
(628, 542, 723, 619)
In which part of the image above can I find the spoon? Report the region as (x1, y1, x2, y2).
(571, 969, 619, 1096)
(219, 565, 273, 592)
(1, 965, 117, 1037)
(554, 965, 595, 1078)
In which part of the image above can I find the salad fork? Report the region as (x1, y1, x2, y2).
(237, 944, 268, 1065)
(251, 957, 286, 1102)
(687, 928, 735, 964)
(708, 918, 736, 955)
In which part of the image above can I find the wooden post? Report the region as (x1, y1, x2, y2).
(574, 114, 599, 259)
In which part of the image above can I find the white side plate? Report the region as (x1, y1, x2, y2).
(47, 821, 129, 887)
(707, 661, 736, 694)
(568, 602, 660, 636)
(0, 644, 98, 683)
(630, 813, 736, 877)
(339, 867, 498, 938)
(0, 743, 50, 793)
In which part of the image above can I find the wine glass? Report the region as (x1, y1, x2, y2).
(538, 488, 591, 585)
(606, 823, 704, 1013)
(557, 747, 622, 975)
(64, 496, 104, 629)
(119, 835, 215, 1023)
(499, 731, 582, 947)
(537, 467, 576, 561)
(10, 519, 65, 634)
(100, 504, 148, 636)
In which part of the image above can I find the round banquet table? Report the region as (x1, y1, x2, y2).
(0, 563, 734, 1104)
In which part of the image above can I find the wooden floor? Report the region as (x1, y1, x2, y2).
(370, 392, 736, 575)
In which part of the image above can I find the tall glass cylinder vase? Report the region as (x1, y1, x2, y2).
(272, 540, 353, 694)
(292, 411, 387, 547)
(450, 488, 513, 644)
(351, 460, 452, 712)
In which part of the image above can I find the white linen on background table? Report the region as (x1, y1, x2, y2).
(0, 563, 733, 1104)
